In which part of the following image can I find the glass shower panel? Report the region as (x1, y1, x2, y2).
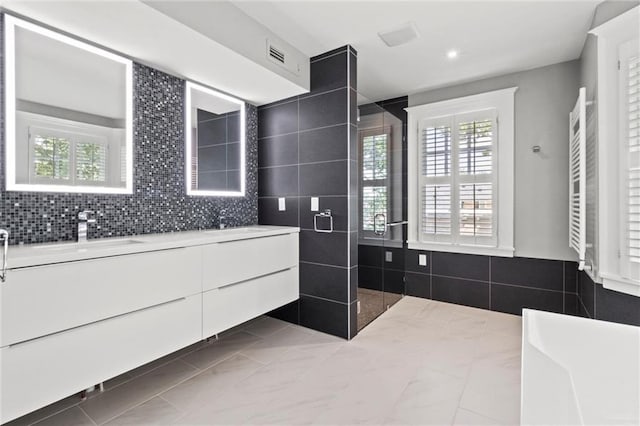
(357, 95, 406, 331)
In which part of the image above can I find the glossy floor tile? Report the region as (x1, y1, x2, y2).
(12, 297, 522, 425)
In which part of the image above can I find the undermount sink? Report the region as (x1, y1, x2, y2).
(35, 239, 144, 252)
(205, 227, 272, 235)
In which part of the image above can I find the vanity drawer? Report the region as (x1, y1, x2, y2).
(202, 232, 298, 291)
(1, 246, 201, 347)
(0, 294, 201, 425)
(202, 267, 298, 338)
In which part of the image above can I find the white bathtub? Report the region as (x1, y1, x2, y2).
(521, 309, 640, 425)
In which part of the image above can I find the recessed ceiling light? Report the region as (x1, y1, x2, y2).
(447, 49, 459, 59)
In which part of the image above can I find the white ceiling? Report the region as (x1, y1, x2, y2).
(233, 0, 602, 102)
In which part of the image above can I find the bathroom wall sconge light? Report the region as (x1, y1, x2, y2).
(447, 49, 459, 59)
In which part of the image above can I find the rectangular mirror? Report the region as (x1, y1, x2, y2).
(186, 81, 245, 197)
(4, 15, 133, 194)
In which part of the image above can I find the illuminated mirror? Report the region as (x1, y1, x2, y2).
(4, 15, 133, 194)
(186, 81, 245, 197)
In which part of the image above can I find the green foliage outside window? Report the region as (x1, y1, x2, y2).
(77, 142, 106, 182)
(34, 136, 70, 180)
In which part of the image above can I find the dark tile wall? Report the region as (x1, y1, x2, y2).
(359, 247, 581, 316)
(359, 245, 406, 296)
(259, 45, 358, 339)
(577, 271, 640, 327)
(0, 15, 258, 245)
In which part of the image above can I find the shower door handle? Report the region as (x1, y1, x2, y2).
(387, 221, 408, 227)
(374, 213, 386, 236)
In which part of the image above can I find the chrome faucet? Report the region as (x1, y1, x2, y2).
(77, 210, 96, 242)
(219, 210, 227, 230)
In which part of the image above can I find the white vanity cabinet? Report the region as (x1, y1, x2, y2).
(1, 247, 202, 347)
(0, 247, 203, 424)
(202, 233, 299, 336)
(0, 227, 299, 424)
(202, 233, 298, 291)
(1, 295, 202, 423)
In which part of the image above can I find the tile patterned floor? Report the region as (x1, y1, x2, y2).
(8, 296, 522, 425)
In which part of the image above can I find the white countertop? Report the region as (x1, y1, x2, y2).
(7, 226, 299, 269)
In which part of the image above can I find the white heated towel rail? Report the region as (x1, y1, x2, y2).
(569, 87, 587, 271)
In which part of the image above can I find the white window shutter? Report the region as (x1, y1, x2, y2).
(456, 113, 496, 245)
(623, 46, 640, 278)
(420, 121, 453, 242)
(569, 87, 587, 270)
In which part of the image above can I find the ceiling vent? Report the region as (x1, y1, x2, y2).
(378, 22, 420, 47)
(266, 39, 300, 76)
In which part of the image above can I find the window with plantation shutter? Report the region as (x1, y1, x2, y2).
(419, 111, 497, 246)
(360, 130, 389, 235)
(407, 87, 516, 257)
(591, 6, 640, 296)
(28, 122, 113, 187)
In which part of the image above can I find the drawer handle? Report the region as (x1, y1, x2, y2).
(216, 234, 288, 244)
(217, 267, 293, 290)
(0, 229, 8, 282)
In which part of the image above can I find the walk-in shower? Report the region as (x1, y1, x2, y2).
(356, 95, 408, 330)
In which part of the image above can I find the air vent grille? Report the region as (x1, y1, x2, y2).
(266, 39, 300, 76)
(269, 45, 285, 64)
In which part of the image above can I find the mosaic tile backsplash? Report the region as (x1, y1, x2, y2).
(0, 62, 258, 245)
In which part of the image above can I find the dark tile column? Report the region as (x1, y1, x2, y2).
(258, 46, 358, 339)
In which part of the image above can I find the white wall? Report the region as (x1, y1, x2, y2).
(409, 60, 580, 261)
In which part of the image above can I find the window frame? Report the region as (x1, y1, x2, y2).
(419, 109, 498, 247)
(359, 126, 391, 240)
(590, 6, 640, 296)
(406, 87, 516, 257)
